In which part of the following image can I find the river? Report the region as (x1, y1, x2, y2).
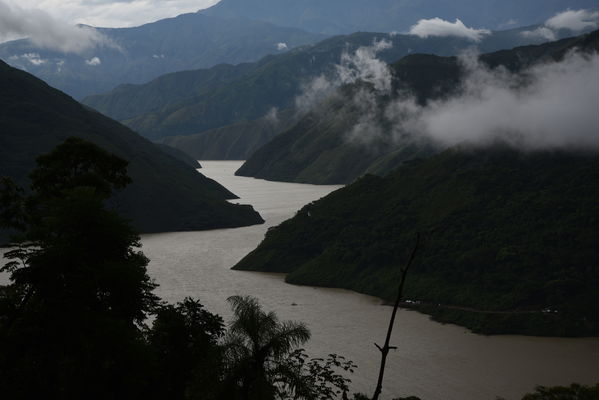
(141, 161, 599, 400)
(2, 161, 598, 399)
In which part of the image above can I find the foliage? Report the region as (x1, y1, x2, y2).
(221, 295, 311, 399)
(521, 383, 599, 400)
(234, 148, 599, 336)
(149, 298, 226, 400)
(273, 349, 356, 400)
(0, 138, 159, 399)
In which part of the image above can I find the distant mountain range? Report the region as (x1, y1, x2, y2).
(0, 60, 263, 245)
(236, 30, 599, 184)
(83, 25, 574, 148)
(0, 13, 325, 99)
(204, 0, 598, 34)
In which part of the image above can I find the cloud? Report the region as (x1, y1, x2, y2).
(295, 39, 393, 112)
(85, 56, 101, 66)
(521, 9, 599, 43)
(409, 18, 491, 42)
(545, 9, 599, 31)
(520, 27, 557, 41)
(8, 53, 48, 66)
(276, 42, 288, 51)
(336, 39, 393, 92)
(0, 1, 116, 53)
(1, 0, 220, 30)
(264, 107, 279, 125)
(383, 52, 599, 151)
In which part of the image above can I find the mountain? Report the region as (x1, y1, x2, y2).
(0, 60, 263, 245)
(0, 12, 325, 99)
(233, 147, 599, 336)
(161, 110, 299, 160)
(83, 25, 573, 145)
(236, 30, 599, 184)
(204, 0, 598, 35)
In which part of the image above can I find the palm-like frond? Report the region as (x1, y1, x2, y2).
(223, 296, 312, 398)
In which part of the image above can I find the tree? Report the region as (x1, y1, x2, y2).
(273, 349, 356, 400)
(521, 383, 599, 400)
(148, 298, 225, 400)
(0, 137, 159, 399)
(221, 295, 311, 399)
(372, 234, 420, 400)
(220, 296, 358, 400)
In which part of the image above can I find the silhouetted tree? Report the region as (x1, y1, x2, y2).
(221, 295, 311, 399)
(149, 298, 225, 400)
(0, 137, 158, 399)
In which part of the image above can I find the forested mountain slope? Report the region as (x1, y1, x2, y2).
(0, 60, 263, 244)
(234, 148, 599, 336)
(237, 30, 599, 184)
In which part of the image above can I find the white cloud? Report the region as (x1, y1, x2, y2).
(409, 18, 491, 42)
(85, 56, 101, 66)
(276, 42, 288, 51)
(520, 27, 557, 41)
(546, 9, 599, 31)
(9, 53, 48, 66)
(295, 39, 393, 113)
(1, 0, 221, 30)
(520, 9, 599, 44)
(386, 52, 599, 150)
(0, 1, 116, 53)
(336, 39, 393, 92)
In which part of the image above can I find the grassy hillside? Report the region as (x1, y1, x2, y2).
(0, 60, 263, 244)
(234, 148, 599, 336)
(237, 30, 599, 184)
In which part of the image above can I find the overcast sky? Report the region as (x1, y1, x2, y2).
(1, 0, 221, 29)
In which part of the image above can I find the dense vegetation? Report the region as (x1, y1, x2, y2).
(204, 0, 596, 35)
(0, 59, 263, 245)
(237, 30, 599, 184)
(234, 147, 599, 336)
(0, 12, 324, 99)
(0, 139, 356, 400)
(83, 25, 565, 143)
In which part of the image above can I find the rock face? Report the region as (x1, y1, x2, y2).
(0, 60, 263, 245)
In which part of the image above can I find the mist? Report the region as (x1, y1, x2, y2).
(0, 0, 115, 53)
(296, 36, 599, 152)
(390, 51, 599, 151)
